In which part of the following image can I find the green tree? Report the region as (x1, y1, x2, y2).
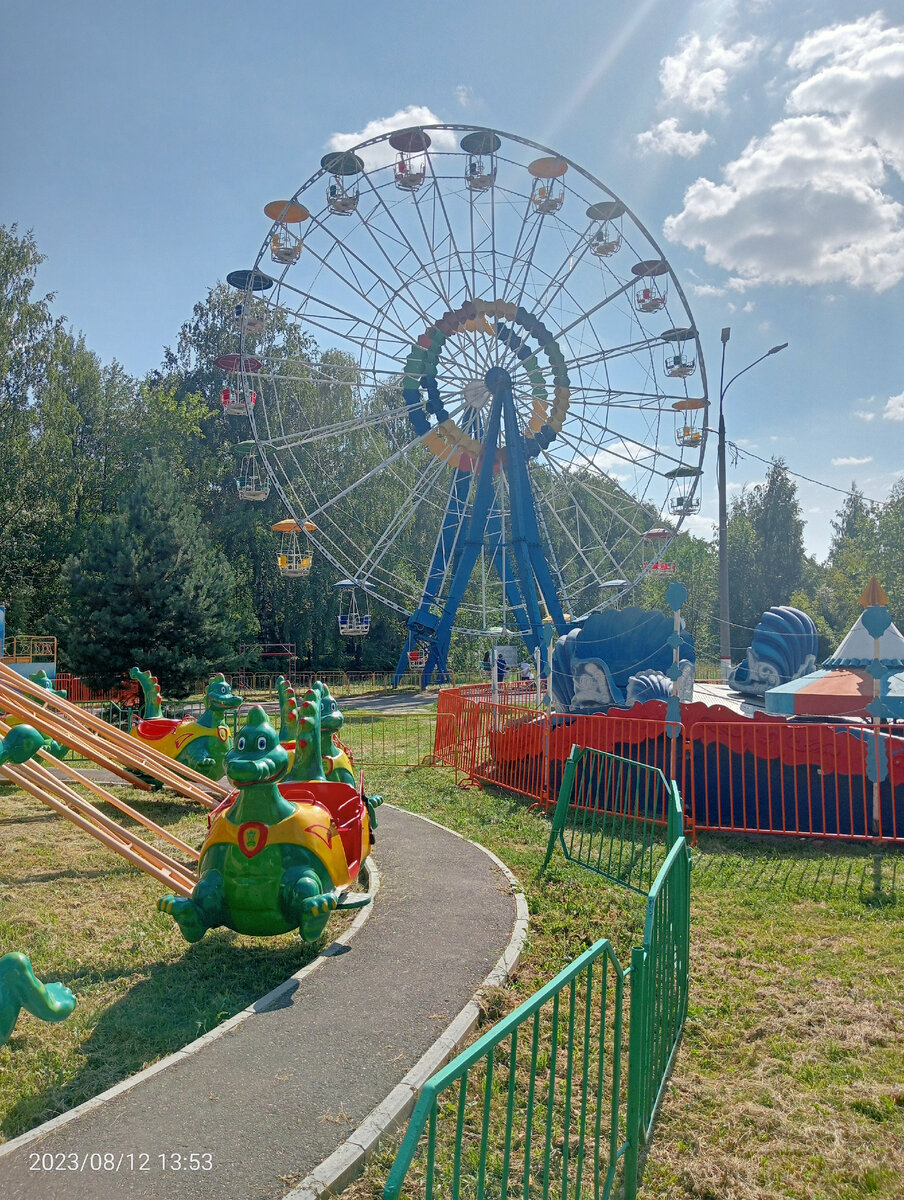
(876, 480, 904, 621)
(0, 225, 64, 630)
(61, 460, 243, 695)
(804, 485, 880, 648)
(639, 532, 718, 661)
(726, 460, 806, 659)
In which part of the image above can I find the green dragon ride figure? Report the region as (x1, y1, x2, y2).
(276, 676, 381, 826)
(157, 702, 373, 944)
(129, 668, 243, 780)
(0, 671, 69, 761)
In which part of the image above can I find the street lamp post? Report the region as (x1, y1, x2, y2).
(717, 330, 789, 682)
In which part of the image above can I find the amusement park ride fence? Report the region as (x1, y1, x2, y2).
(542, 747, 684, 895)
(385, 770, 691, 1200)
(433, 684, 904, 845)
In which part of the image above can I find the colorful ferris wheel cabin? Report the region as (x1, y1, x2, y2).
(586, 200, 625, 257)
(662, 326, 697, 379)
(665, 465, 702, 515)
(672, 397, 707, 448)
(335, 580, 371, 636)
(215, 354, 262, 416)
(632, 259, 669, 313)
(529, 156, 568, 213)
(390, 129, 430, 193)
(234, 443, 270, 501)
(272, 519, 313, 578)
(264, 201, 309, 265)
(461, 130, 500, 192)
(321, 151, 364, 215)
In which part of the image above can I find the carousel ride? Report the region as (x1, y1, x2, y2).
(224, 126, 708, 684)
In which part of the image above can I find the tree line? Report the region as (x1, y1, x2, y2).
(2, 224, 900, 693)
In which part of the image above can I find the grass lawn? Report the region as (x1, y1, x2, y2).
(1, 751, 902, 1199)
(0, 782, 348, 1141)
(356, 764, 904, 1200)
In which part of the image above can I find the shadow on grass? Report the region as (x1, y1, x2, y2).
(691, 831, 902, 904)
(0, 932, 321, 1140)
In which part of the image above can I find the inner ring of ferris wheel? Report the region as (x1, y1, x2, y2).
(234, 124, 707, 663)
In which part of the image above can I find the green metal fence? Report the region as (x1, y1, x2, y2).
(624, 835, 692, 1192)
(541, 746, 684, 895)
(384, 755, 691, 1200)
(384, 938, 629, 1200)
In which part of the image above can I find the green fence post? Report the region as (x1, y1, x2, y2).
(541, 744, 581, 872)
(623, 945, 647, 1200)
(666, 781, 683, 848)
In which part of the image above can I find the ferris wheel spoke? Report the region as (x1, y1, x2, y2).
(352, 212, 454, 336)
(286, 240, 422, 350)
(407, 190, 461, 317)
(300, 427, 433, 523)
(527, 228, 598, 323)
(554, 275, 636, 339)
(531, 462, 622, 587)
(260, 284, 408, 361)
(358, 172, 457, 318)
(253, 400, 421, 452)
(357, 454, 453, 581)
(557, 403, 688, 476)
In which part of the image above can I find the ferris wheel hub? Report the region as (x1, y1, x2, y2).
(463, 379, 491, 410)
(485, 366, 513, 393)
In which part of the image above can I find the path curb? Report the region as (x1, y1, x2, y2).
(0, 861, 380, 1160)
(283, 807, 529, 1200)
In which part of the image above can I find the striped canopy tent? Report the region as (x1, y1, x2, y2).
(766, 579, 904, 720)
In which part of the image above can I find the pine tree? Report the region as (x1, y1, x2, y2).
(61, 460, 239, 695)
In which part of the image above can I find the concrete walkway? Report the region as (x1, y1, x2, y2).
(0, 806, 521, 1200)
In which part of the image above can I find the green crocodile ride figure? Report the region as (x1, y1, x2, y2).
(129, 668, 243, 780)
(157, 706, 372, 944)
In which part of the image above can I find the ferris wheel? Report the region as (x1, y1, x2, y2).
(227, 125, 708, 686)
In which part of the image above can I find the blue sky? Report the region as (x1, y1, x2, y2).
(2, 0, 902, 560)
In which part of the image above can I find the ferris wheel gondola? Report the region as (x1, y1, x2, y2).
(232, 125, 708, 686)
(336, 581, 371, 637)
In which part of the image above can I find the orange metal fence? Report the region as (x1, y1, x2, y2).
(54, 673, 140, 706)
(434, 689, 904, 845)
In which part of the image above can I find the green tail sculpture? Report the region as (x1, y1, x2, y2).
(0, 953, 77, 1047)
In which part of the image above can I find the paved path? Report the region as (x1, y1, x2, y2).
(0, 806, 519, 1200)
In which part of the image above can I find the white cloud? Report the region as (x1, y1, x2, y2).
(689, 281, 727, 297)
(636, 118, 711, 158)
(884, 390, 904, 420)
(585, 438, 654, 480)
(831, 455, 873, 466)
(663, 14, 904, 291)
(788, 13, 904, 175)
(326, 106, 458, 170)
(681, 513, 717, 538)
(454, 85, 475, 109)
(853, 409, 876, 421)
(659, 33, 762, 113)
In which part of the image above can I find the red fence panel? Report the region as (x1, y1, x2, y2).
(688, 720, 904, 843)
(433, 686, 904, 847)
